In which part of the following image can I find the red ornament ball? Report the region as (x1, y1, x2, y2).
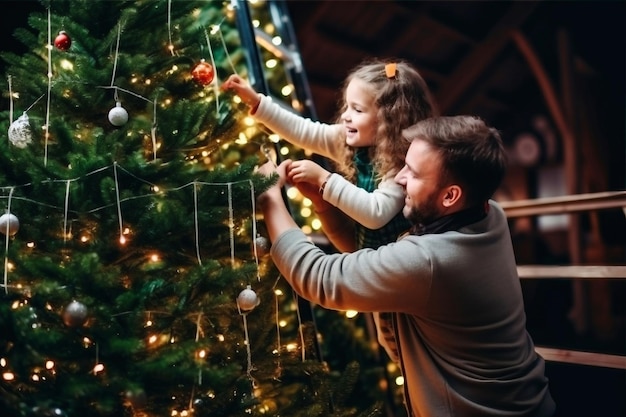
(191, 61, 215, 86)
(54, 31, 72, 51)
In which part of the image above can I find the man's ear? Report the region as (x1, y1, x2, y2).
(441, 184, 463, 208)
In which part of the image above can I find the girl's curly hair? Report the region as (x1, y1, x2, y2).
(334, 59, 437, 183)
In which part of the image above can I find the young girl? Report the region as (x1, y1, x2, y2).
(222, 59, 436, 250)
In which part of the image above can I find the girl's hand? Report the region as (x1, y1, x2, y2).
(287, 160, 330, 189)
(221, 74, 261, 110)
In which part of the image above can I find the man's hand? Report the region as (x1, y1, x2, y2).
(257, 159, 291, 205)
(255, 159, 301, 243)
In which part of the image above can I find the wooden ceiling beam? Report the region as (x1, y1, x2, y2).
(435, 1, 540, 114)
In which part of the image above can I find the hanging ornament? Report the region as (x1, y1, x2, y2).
(63, 300, 88, 327)
(0, 213, 19, 236)
(237, 285, 259, 311)
(108, 102, 129, 127)
(253, 235, 271, 257)
(191, 60, 215, 86)
(54, 31, 72, 51)
(8, 112, 33, 148)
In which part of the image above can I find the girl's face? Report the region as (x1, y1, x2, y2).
(340, 78, 378, 147)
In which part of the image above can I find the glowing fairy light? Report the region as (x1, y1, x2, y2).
(263, 23, 274, 34)
(45, 361, 54, 370)
(243, 116, 255, 126)
(3, 372, 15, 381)
(300, 207, 312, 218)
(266, 58, 277, 68)
(286, 187, 299, 200)
(281, 85, 293, 96)
(60, 60, 73, 71)
(236, 133, 248, 144)
(345, 310, 359, 319)
(93, 363, 104, 374)
(271, 36, 282, 45)
(311, 218, 322, 230)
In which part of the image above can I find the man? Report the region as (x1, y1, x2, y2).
(257, 115, 555, 417)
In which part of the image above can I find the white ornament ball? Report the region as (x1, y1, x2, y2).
(108, 102, 129, 126)
(237, 285, 259, 311)
(8, 112, 33, 148)
(63, 300, 89, 327)
(0, 213, 20, 236)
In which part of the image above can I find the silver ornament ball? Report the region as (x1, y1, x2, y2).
(237, 285, 259, 311)
(253, 236, 271, 257)
(8, 112, 33, 148)
(0, 213, 20, 236)
(108, 102, 129, 126)
(63, 300, 89, 327)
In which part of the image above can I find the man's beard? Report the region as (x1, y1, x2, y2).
(405, 191, 441, 227)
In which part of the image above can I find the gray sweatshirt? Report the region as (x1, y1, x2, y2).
(270, 201, 556, 417)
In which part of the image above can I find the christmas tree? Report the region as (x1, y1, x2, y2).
(0, 1, 383, 416)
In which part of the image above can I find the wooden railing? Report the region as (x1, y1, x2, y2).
(500, 190, 626, 370)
